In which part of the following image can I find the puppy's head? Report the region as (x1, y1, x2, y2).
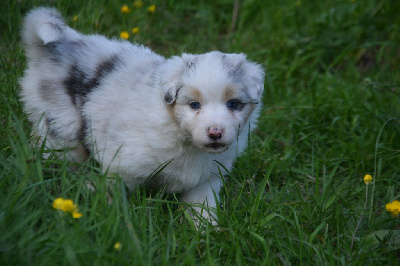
(159, 51, 264, 154)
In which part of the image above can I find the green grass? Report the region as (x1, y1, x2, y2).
(1, 0, 400, 264)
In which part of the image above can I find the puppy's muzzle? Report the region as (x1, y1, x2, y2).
(204, 126, 227, 153)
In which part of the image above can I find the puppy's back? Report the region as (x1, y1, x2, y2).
(19, 7, 165, 163)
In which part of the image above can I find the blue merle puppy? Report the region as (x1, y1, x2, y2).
(20, 7, 265, 226)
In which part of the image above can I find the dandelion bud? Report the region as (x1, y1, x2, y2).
(132, 27, 140, 34)
(386, 200, 400, 217)
(121, 5, 131, 14)
(114, 242, 122, 251)
(363, 174, 373, 185)
(120, 31, 130, 39)
(148, 5, 156, 13)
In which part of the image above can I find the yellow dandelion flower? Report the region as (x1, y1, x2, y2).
(386, 200, 400, 217)
(120, 31, 130, 39)
(363, 174, 373, 185)
(296, 0, 301, 6)
(133, 0, 143, 8)
(131, 27, 140, 34)
(114, 242, 122, 251)
(73, 15, 78, 22)
(52, 198, 83, 218)
(148, 4, 156, 14)
(60, 199, 75, 212)
(53, 198, 65, 210)
(121, 4, 131, 14)
(72, 210, 83, 219)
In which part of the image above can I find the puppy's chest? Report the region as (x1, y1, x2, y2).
(147, 152, 223, 192)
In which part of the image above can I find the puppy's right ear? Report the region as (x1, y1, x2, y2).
(159, 54, 197, 104)
(157, 56, 185, 105)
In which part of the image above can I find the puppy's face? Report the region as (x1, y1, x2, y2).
(160, 52, 264, 154)
(171, 84, 256, 153)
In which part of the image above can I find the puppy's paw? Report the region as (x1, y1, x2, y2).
(85, 179, 114, 205)
(184, 204, 219, 231)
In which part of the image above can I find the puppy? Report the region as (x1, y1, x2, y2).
(20, 7, 264, 225)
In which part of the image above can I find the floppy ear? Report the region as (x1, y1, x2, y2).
(159, 54, 198, 104)
(223, 53, 265, 104)
(242, 61, 265, 104)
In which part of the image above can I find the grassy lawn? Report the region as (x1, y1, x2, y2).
(1, 0, 400, 264)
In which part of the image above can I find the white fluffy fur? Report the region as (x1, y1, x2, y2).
(20, 7, 265, 225)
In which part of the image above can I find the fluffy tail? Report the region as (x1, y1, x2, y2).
(21, 7, 78, 59)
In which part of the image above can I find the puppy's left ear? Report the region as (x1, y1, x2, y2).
(224, 53, 265, 104)
(242, 61, 265, 104)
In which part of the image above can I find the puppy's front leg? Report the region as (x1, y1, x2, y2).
(180, 177, 221, 227)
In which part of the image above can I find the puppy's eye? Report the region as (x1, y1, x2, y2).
(189, 101, 201, 110)
(226, 99, 245, 111)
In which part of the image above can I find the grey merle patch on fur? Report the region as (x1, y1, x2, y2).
(44, 40, 88, 63)
(39, 80, 59, 104)
(43, 42, 62, 62)
(45, 116, 59, 138)
(227, 62, 244, 83)
(223, 56, 245, 83)
(186, 59, 197, 69)
(63, 54, 120, 106)
(78, 119, 90, 154)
